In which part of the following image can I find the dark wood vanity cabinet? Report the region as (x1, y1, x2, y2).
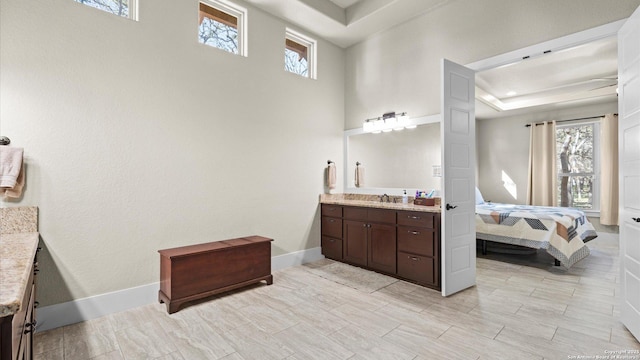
(1, 255, 37, 360)
(321, 205, 343, 261)
(320, 204, 440, 290)
(397, 211, 440, 287)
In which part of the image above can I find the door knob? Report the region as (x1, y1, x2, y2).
(446, 203, 458, 210)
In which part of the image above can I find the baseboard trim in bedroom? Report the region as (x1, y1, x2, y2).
(36, 246, 323, 332)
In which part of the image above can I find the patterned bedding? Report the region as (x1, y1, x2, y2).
(476, 203, 598, 268)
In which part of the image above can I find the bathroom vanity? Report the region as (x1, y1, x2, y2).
(0, 207, 39, 360)
(320, 195, 441, 290)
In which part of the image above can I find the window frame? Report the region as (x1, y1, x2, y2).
(199, 0, 248, 57)
(556, 120, 601, 214)
(285, 28, 317, 79)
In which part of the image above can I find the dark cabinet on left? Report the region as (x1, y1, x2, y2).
(321, 205, 343, 261)
(0, 252, 38, 360)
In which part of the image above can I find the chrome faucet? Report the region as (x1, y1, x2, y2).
(379, 194, 390, 203)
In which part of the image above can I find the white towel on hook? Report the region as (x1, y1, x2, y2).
(355, 165, 364, 187)
(326, 163, 336, 189)
(0, 146, 25, 199)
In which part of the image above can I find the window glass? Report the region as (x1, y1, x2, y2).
(285, 39, 308, 77)
(285, 29, 316, 79)
(75, 0, 135, 19)
(556, 123, 598, 210)
(199, 3, 238, 55)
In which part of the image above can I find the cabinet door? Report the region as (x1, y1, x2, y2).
(343, 220, 368, 266)
(368, 223, 396, 274)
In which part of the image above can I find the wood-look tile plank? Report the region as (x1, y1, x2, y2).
(327, 324, 417, 360)
(330, 303, 401, 337)
(91, 350, 125, 360)
(273, 322, 354, 360)
(33, 348, 63, 360)
(383, 325, 480, 360)
(115, 322, 178, 360)
(33, 327, 63, 355)
(237, 304, 299, 334)
(438, 326, 542, 360)
(376, 303, 451, 339)
(169, 322, 236, 360)
(422, 303, 504, 339)
(220, 322, 293, 360)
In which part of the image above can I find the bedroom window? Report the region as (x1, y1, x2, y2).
(556, 122, 600, 211)
(198, 0, 248, 56)
(285, 29, 316, 79)
(74, 0, 137, 19)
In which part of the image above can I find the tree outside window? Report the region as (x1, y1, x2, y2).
(285, 39, 308, 77)
(199, 3, 238, 54)
(75, 0, 133, 18)
(556, 123, 599, 210)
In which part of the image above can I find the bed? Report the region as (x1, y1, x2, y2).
(474, 189, 598, 268)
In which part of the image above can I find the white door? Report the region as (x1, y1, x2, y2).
(441, 59, 476, 296)
(618, 5, 640, 341)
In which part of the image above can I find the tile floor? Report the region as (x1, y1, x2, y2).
(34, 231, 640, 360)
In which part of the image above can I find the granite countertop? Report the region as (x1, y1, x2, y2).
(320, 194, 441, 213)
(0, 232, 39, 317)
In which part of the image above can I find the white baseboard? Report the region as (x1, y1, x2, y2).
(36, 246, 323, 332)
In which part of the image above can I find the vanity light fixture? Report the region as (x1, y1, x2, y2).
(363, 111, 410, 133)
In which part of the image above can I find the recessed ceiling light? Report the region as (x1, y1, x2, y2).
(506, 91, 517, 96)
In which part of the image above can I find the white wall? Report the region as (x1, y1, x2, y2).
(476, 101, 619, 205)
(344, 0, 640, 129)
(0, 0, 344, 306)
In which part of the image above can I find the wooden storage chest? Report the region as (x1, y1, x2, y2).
(158, 235, 273, 314)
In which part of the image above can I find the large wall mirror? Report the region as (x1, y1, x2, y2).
(344, 115, 442, 193)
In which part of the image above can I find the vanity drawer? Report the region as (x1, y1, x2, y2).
(368, 209, 395, 224)
(321, 204, 343, 218)
(397, 226, 434, 256)
(397, 251, 435, 286)
(344, 207, 368, 221)
(321, 217, 342, 238)
(397, 211, 434, 228)
(321, 236, 343, 260)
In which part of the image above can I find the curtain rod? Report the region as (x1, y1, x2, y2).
(524, 114, 618, 127)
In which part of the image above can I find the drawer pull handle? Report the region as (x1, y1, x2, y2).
(34, 301, 39, 308)
(24, 321, 37, 334)
(410, 231, 420, 235)
(408, 256, 419, 261)
(409, 216, 421, 220)
(329, 219, 335, 223)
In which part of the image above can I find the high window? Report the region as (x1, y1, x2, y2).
(556, 122, 600, 211)
(74, 0, 137, 19)
(285, 28, 316, 79)
(198, 0, 247, 56)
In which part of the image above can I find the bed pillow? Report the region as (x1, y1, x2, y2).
(475, 187, 485, 204)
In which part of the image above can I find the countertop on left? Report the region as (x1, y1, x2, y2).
(0, 232, 39, 317)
